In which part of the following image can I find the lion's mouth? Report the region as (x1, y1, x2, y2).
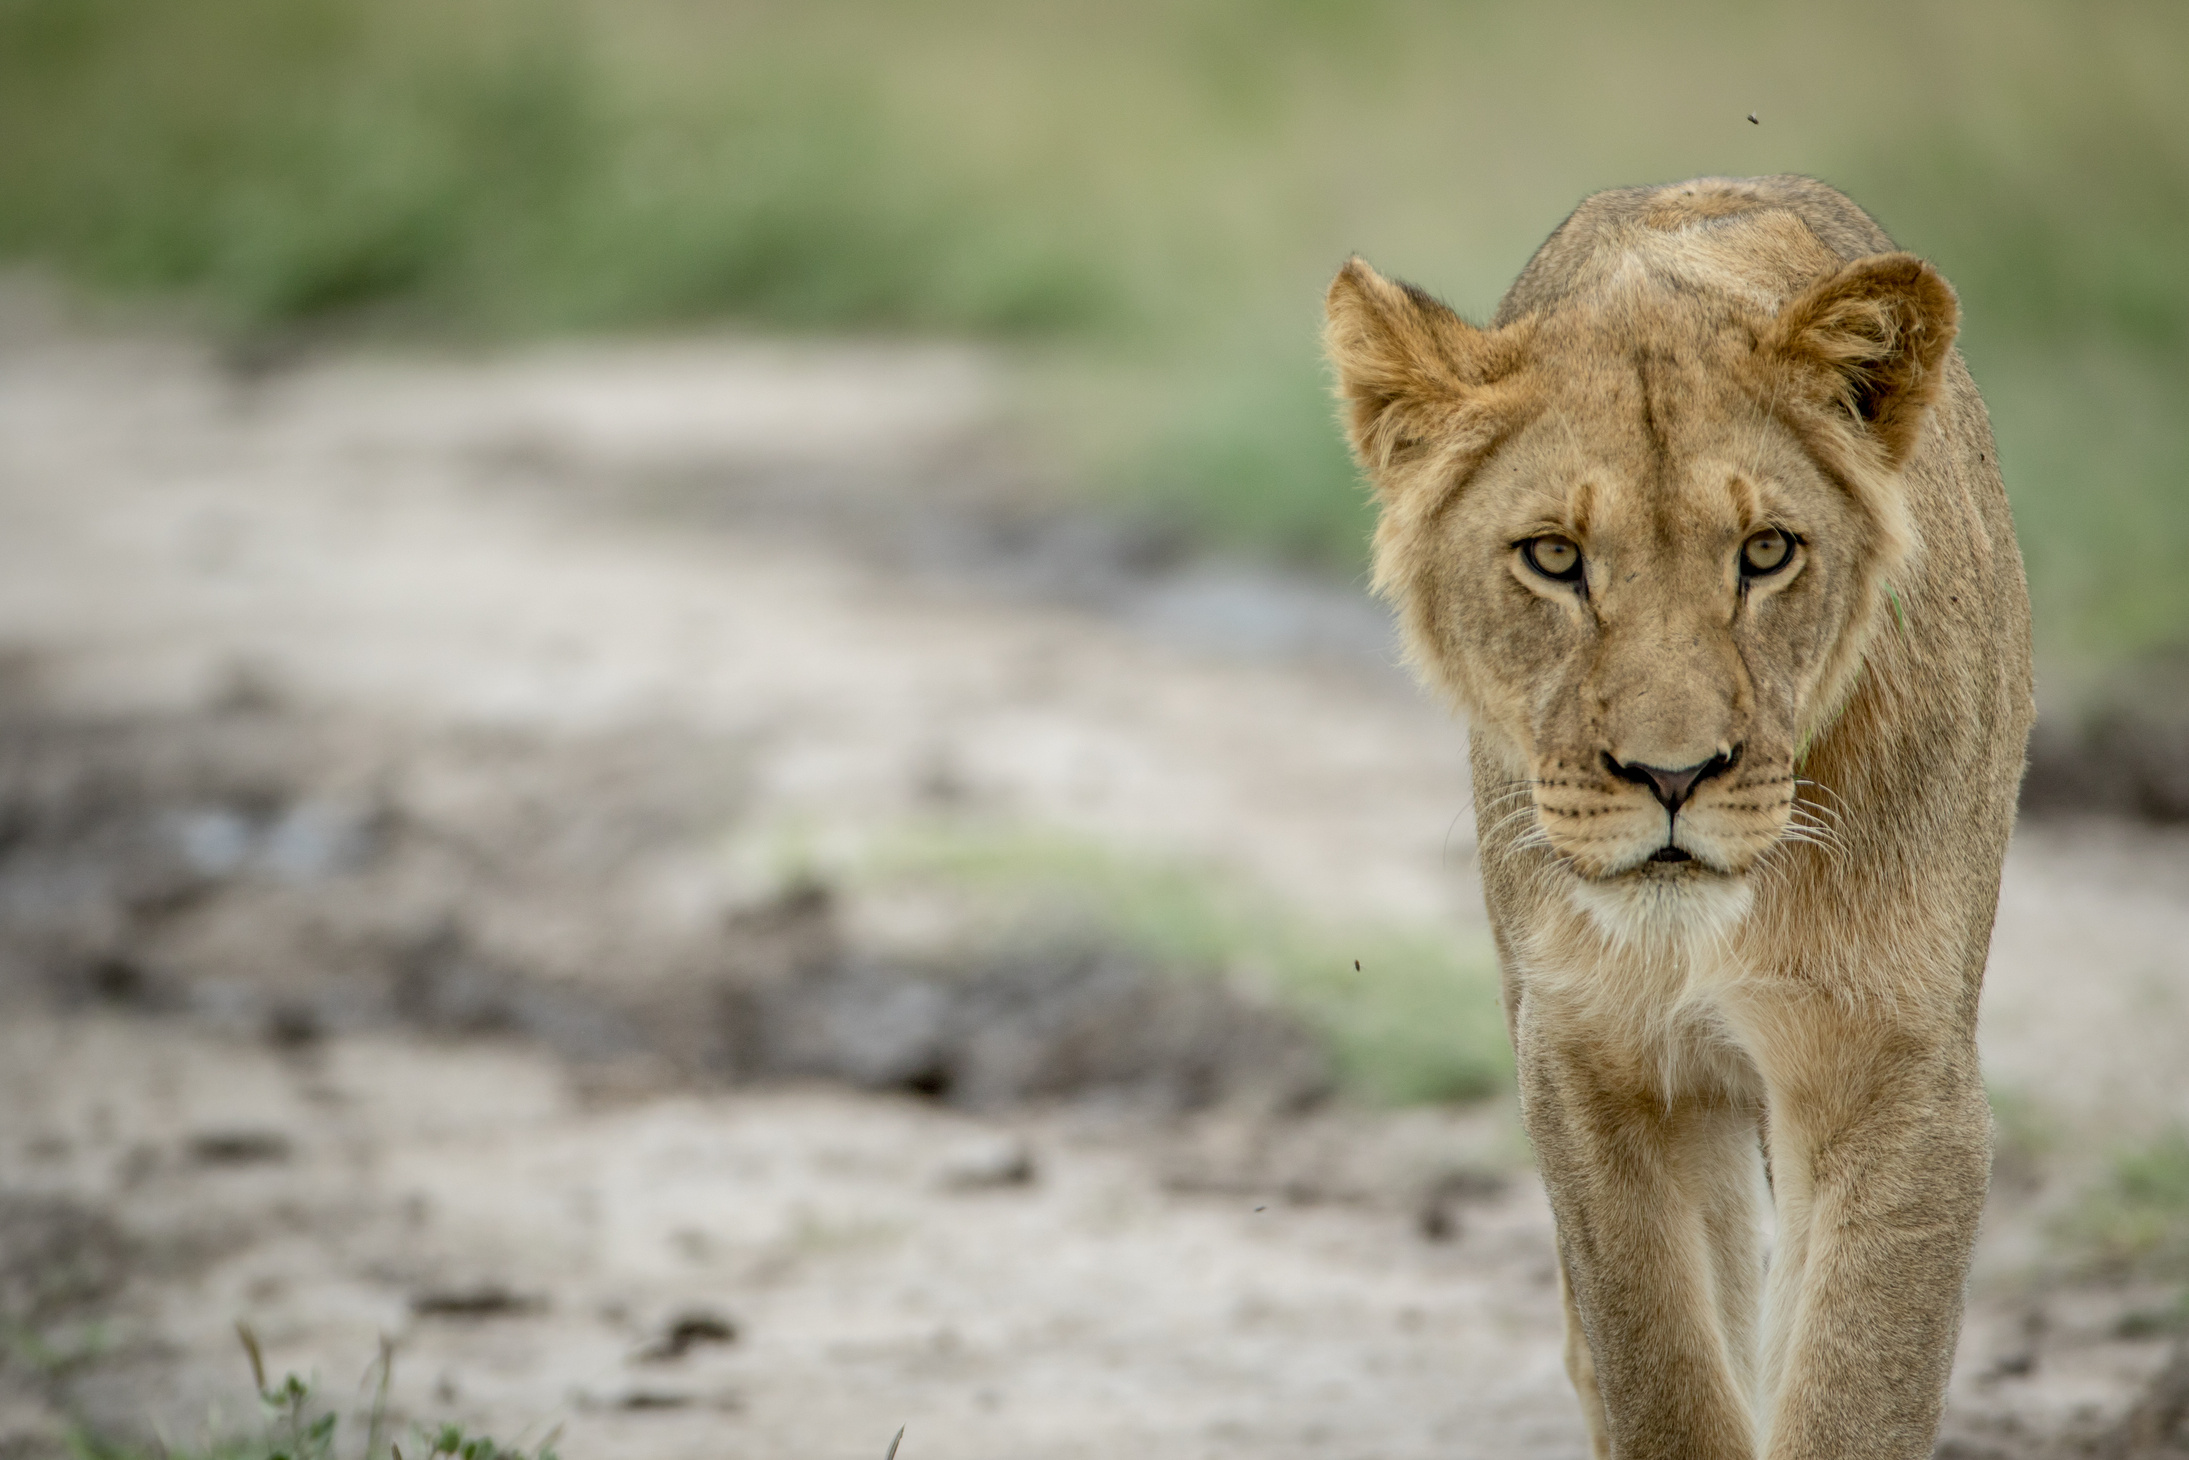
(1647, 845, 1694, 863)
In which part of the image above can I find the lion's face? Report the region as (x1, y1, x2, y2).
(1422, 310, 1874, 884)
(1325, 237, 1956, 910)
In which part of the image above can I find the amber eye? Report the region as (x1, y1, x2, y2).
(1522, 535, 1584, 582)
(1741, 528, 1794, 576)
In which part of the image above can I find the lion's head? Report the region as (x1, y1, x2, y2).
(1324, 207, 1958, 916)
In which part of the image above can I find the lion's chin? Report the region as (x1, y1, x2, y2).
(1566, 862, 1755, 951)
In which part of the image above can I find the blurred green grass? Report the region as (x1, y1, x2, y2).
(67, 1328, 561, 1459)
(1, 0, 2183, 658)
(863, 825, 1511, 1106)
(2059, 1127, 2189, 1280)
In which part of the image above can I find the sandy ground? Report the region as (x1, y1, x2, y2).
(0, 289, 2185, 1457)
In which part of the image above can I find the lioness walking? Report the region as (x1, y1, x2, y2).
(1324, 175, 2032, 1460)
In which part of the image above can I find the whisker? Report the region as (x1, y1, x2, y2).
(1785, 811, 1839, 843)
(1794, 776, 1851, 822)
(1773, 826, 1845, 865)
(1484, 798, 1546, 835)
(1475, 786, 1539, 816)
(1448, 776, 1560, 867)
(1441, 806, 1473, 869)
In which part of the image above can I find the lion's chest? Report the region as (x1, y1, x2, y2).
(1512, 893, 1768, 1104)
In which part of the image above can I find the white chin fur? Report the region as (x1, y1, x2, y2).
(1568, 869, 1755, 952)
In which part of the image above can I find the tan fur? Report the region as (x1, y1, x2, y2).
(1324, 175, 2033, 1460)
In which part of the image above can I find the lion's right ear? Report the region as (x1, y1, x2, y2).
(1322, 257, 1530, 490)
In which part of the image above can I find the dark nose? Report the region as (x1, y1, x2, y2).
(1604, 749, 1737, 815)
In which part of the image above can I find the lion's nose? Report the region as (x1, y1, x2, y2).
(1604, 749, 1738, 815)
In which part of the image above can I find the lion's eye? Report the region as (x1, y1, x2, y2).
(1741, 529, 1793, 576)
(1522, 535, 1584, 582)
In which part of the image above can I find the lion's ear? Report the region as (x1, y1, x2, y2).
(1766, 253, 1958, 469)
(1323, 257, 1529, 490)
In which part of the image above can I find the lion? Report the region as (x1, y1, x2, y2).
(1323, 174, 2033, 1460)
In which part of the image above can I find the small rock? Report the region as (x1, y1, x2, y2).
(1416, 1166, 1505, 1242)
(1417, 1201, 1461, 1243)
(635, 1308, 739, 1363)
(185, 1130, 292, 1166)
(935, 1135, 1036, 1191)
(410, 1284, 546, 1319)
(263, 1002, 324, 1048)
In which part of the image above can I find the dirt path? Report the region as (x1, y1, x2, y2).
(0, 292, 2184, 1457)
(0, 306, 1475, 931)
(3, 1015, 1573, 1459)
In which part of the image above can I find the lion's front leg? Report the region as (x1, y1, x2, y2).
(1558, 1254, 1614, 1460)
(1752, 1023, 1991, 1460)
(1521, 1035, 1767, 1460)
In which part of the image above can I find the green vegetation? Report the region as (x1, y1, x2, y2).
(71, 1328, 559, 1460)
(2059, 1127, 2189, 1280)
(864, 826, 1511, 1105)
(1, 0, 2182, 657)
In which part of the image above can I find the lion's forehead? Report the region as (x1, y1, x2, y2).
(1481, 286, 1847, 530)
(1476, 389, 1829, 548)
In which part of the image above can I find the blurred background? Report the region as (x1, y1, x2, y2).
(5, 0, 2188, 665)
(0, 1, 2185, 1456)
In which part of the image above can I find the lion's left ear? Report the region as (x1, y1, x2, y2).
(1765, 252, 1959, 469)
